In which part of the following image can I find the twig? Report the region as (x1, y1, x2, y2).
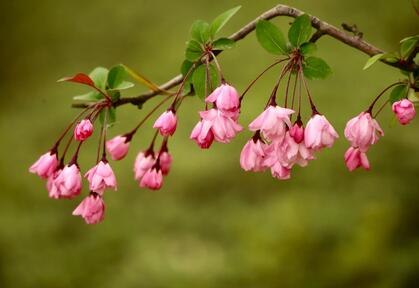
(73, 3, 418, 109)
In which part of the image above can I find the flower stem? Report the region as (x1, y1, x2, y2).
(367, 82, 403, 114)
(239, 58, 289, 104)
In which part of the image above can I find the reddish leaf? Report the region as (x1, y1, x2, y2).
(58, 73, 95, 87)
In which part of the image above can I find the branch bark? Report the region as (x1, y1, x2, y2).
(73, 3, 418, 108)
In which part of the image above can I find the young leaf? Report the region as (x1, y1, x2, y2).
(192, 64, 219, 100)
(209, 6, 241, 38)
(302, 57, 332, 79)
(123, 64, 167, 94)
(363, 53, 384, 70)
(58, 73, 95, 87)
(255, 20, 288, 55)
(400, 36, 418, 59)
(212, 38, 235, 50)
(389, 84, 408, 103)
(89, 67, 109, 90)
(73, 91, 101, 101)
(107, 64, 134, 91)
(300, 42, 317, 55)
(288, 14, 312, 47)
(190, 20, 210, 44)
(185, 40, 203, 62)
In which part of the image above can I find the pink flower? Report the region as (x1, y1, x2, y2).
(248, 105, 294, 141)
(159, 151, 172, 175)
(240, 136, 267, 172)
(74, 119, 93, 141)
(53, 164, 82, 198)
(47, 168, 62, 199)
(29, 150, 59, 179)
(205, 84, 240, 112)
(289, 123, 304, 144)
(140, 168, 163, 190)
(344, 112, 383, 152)
(153, 110, 177, 136)
(106, 135, 131, 160)
(85, 161, 117, 194)
(72, 193, 105, 224)
(270, 162, 291, 180)
(134, 151, 155, 182)
(344, 147, 370, 171)
(263, 133, 298, 169)
(190, 119, 214, 149)
(304, 114, 339, 150)
(200, 109, 242, 143)
(392, 99, 416, 125)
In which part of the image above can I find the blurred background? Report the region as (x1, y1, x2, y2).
(1, 0, 418, 287)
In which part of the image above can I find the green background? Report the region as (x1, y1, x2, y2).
(1, 0, 418, 287)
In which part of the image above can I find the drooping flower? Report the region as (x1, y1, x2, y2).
(159, 151, 172, 175)
(53, 163, 82, 198)
(72, 193, 105, 224)
(305, 114, 339, 150)
(84, 161, 117, 194)
(29, 150, 59, 179)
(270, 162, 291, 180)
(153, 110, 177, 136)
(190, 119, 215, 149)
(74, 119, 93, 141)
(199, 109, 242, 143)
(344, 146, 370, 171)
(240, 133, 267, 172)
(46, 168, 63, 199)
(392, 99, 416, 125)
(106, 135, 131, 161)
(248, 105, 294, 141)
(344, 112, 383, 152)
(205, 84, 240, 112)
(134, 150, 155, 182)
(289, 122, 304, 144)
(140, 168, 163, 190)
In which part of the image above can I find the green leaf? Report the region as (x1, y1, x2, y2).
(99, 107, 116, 127)
(300, 42, 316, 55)
(108, 90, 121, 102)
(414, 53, 419, 65)
(89, 67, 109, 90)
(192, 64, 219, 100)
(363, 53, 384, 70)
(400, 36, 418, 59)
(302, 57, 332, 79)
(288, 14, 312, 47)
(209, 6, 241, 38)
(212, 38, 235, 50)
(255, 20, 288, 55)
(73, 91, 101, 101)
(181, 60, 194, 77)
(107, 64, 134, 91)
(180, 60, 194, 94)
(185, 40, 203, 62)
(389, 84, 408, 103)
(190, 20, 210, 44)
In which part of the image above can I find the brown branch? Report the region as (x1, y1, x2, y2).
(73, 3, 418, 108)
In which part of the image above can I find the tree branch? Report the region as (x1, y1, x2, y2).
(73, 3, 418, 108)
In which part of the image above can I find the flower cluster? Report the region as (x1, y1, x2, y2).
(30, 44, 416, 225)
(191, 83, 242, 148)
(343, 97, 416, 171)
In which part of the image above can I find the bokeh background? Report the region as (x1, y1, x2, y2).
(1, 0, 418, 287)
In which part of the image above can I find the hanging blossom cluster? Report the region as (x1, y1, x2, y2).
(29, 9, 418, 224)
